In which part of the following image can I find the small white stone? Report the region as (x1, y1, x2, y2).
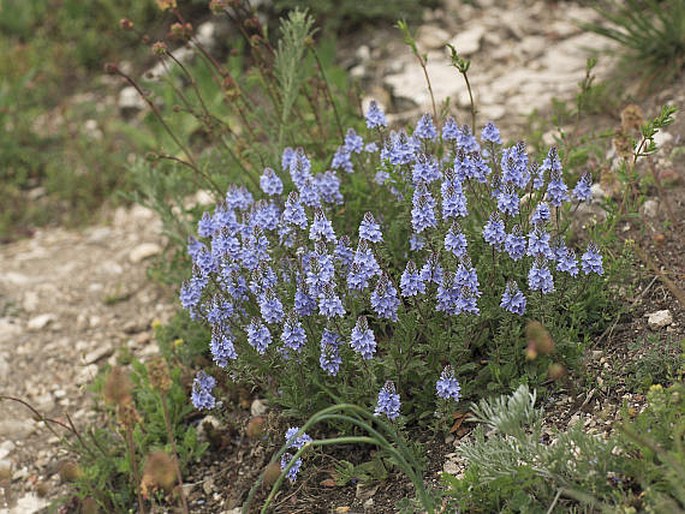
(641, 199, 660, 218)
(447, 26, 485, 56)
(250, 398, 268, 417)
(0, 441, 15, 460)
(653, 131, 673, 148)
(129, 243, 162, 263)
(27, 313, 57, 331)
(646, 310, 673, 330)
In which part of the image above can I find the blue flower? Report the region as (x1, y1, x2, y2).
(260, 167, 284, 196)
(298, 175, 322, 208)
(531, 202, 551, 226)
(285, 427, 313, 449)
(347, 241, 381, 291)
(319, 330, 342, 376)
(546, 169, 569, 207)
(259, 289, 284, 324)
(420, 253, 444, 285)
(497, 185, 520, 217)
(247, 319, 272, 355)
(281, 147, 296, 172)
(280, 453, 303, 483)
(483, 213, 506, 248)
(411, 184, 438, 233)
(573, 172, 593, 203)
(500, 281, 526, 315)
(289, 148, 312, 189)
(371, 275, 400, 321)
(294, 282, 317, 317)
(481, 122, 502, 145)
(501, 142, 530, 189)
(409, 233, 425, 252)
(444, 224, 468, 258)
(441, 183, 469, 219)
(456, 125, 480, 152)
(436, 365, 461, 401)
(442, 116, 460, 141)
(331, 146, 353, 173)
(226, 185, 254, 211)
(504, 226, 527, 261)
(528, 260, 555, 293)
(335, 236, 354, 268)
(413, 154, 441, 184)
(553, 239, 579, 277)
(309, 208, 336, 243)
(318, 283, 346, 319)
(344, 128, 364, 154)
(414, 113, 437, 140)
(374, 381, 401, 420)
(527, 227, 554, 259)
(315, 170, 344, 204)
(350, 316, 377, 360)
(197, 211, 215, 238)
(210, 328, 237, 368)
(180, 274, 206, 316)
(359, 212, 383, 243)
(400, 260, 426, 297)
(365, 100, 388, 129)
(191, 371, 216, 410)
(283, 192, 308, 229)
(581, 242, 603, 275)
(281, 316, 307, 352)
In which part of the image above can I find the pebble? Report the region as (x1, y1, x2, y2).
(641, 199, 660, 218)
(76, 364, 99, 385)
(0, 441, 15, 460)
(82, 346, 113, 365)
(129, 242, 162, 263)
(27, 313, 57, 331)
(446, 26, 485, 56)
(0, 318, 23, 343)
(0, 419, 35, 439)
(646, 310, 673, 330)
(250, 399, 268, 417)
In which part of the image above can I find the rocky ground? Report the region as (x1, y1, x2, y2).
(1, 0, 684, 512)
(0, 207, 174, 512)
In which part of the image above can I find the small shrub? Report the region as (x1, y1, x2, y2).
(179, 95, 613, 429)
(585, 0, 685, 86)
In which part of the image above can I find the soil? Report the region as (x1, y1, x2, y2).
(1, 1, 684, 513)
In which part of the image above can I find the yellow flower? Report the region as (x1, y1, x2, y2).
(155, 0, 177, 12)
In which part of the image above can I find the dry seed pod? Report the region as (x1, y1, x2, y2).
(147, 357, 172, 393)
(525, 321, 555, 360)
(58, 460, 82, 483)
(262, 461, 282, 488)
(620, 104, 644, 132)
(103, 367, 133, 407)
(140, 451, 177, 498)
(117, 402, 142, 429)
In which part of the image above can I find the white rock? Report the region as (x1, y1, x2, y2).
(0, 441, 15, 460)
(27, 313, 56, 331)
(76, 364, 99, 385)
(118, 86, 146, 113)
(0, 319, 23, 344)
(197, 415, 222, 444)
(447, 26, 485, 56)
(417, 25, 451, 50)
(22, 291, 39, 313)
(0, 419, 35, 439)
(83, 345, 113, 365)
(5, 493, 48, 513)
(653, 130, 673, 148)
(356, 45, 371, 64)
(129, 242, 162, 263)
(646, 310, 673, 330)
(0, 355, 9, 379)
(641, 199, 660, 218)
(250, 398, 268, 417)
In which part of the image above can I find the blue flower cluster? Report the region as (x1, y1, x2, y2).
(280, 426, 313, 483)
(181, 101, 604, 417)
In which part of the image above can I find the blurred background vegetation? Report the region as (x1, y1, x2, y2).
(0, 0, 437, 241)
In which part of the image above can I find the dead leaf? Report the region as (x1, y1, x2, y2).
(320, 478, 337, 488)
(450, 411, 470, 434)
